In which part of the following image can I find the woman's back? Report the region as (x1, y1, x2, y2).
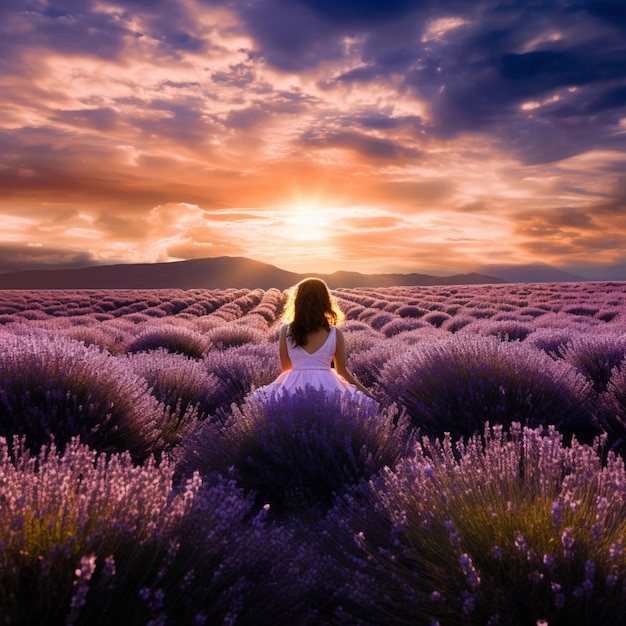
(287, 326, 336, 371)
(297, 327, 331, 355)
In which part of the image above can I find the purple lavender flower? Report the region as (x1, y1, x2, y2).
(380, 335, 598, 442)
(561, 527, 576, 558)
(0, 437, 327, 624)
(0, 333, 166, 460)
(126, 324, 209, 358)
(179, 386, 412, 514)
(202, 342, 282, 418)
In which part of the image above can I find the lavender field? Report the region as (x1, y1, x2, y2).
(1, 282, 626, 625)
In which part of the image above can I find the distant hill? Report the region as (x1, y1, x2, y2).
(565, 263, 626, 281)
(476, 263, 587, 284)
(322, 270, 505, 288)
(0, 256, 505, 290)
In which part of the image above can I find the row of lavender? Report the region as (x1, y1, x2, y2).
(1, 282, 626, 624)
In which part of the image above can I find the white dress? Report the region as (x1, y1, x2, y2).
(253, 326, 372, 402)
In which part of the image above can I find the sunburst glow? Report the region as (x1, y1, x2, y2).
(284, 203, 336, 241)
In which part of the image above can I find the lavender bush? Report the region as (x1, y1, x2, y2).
(478, 319, 535, 342)
(0, 438, 325, 625)
(179, 387, 413, 515)
(322, 424, 626, 625)
(527, 328, 579, 358)
(126, 325, 208, 359)
(341, 322, 381, 353)
(595, 308, 620, 322)
(124, 349, 225, 450)
(347, 341, 402, 390)
(380, 317, 428, 337)
(563, 305, 600, 317)
(368, 312, 397, 331)
(204, 322, 268, 349)
(248, 287, 284, 323)
(0, 333, 166, 460)
(202, 343, 281, 418)
(397, 305, 428, 318)
(380, 336, 599, 442)
(61, 323, 129, 354)
(559, 332, 626, 393)
(442, 314, 475, 333)
(422, 311, 451, 328)
(597, 365, 626, 454)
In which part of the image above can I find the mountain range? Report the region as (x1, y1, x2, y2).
(0, 256, 608, 290)
(0, 256, 509, 290)
(475, 263, 587, 284)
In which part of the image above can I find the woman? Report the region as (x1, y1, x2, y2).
(253, 278, 375, 402)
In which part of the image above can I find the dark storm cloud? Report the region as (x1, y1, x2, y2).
(4, 2, 131, 61)
(292, 0, 421, 24)
(228, 0, 432, 71)
(235, 3, 346, 71)
(9, 0, 624, 166)
(582, 85, 626, 116)
(0, 243, 98, 274)
(417, 4, 626, 162)
(585, 1, 626, 25)
(408, 28, 621, 140)
(1, 0, 210, 70)
(232, 0, 626, 164)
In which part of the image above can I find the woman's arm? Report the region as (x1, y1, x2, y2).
(333, 327, 375, 398)
(279, 324, 292, 373)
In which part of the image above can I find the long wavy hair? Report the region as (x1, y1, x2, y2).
(282, 278, 344, 347)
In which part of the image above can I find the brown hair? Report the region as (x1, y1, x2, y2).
(282, 278, 344, 347)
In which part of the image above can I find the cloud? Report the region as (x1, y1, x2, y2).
(381, 180, 455, 205)
(0, 243, 99, 274)
(418, 6, 626, 160)
(585, 1, 626, 26)
(511, 181, 626, 264)
(295, 0, 419, 23)
(308, 0, 626, 163)
(301, 129, 422, 161)
(231, 0, 347, 72)
(225, 89, 316, 130)
(52, 107, 119, 132)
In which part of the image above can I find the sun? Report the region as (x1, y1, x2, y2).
(285, 201, 335, 241)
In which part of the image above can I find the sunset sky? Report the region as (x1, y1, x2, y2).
(1, 0, 626, 278)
